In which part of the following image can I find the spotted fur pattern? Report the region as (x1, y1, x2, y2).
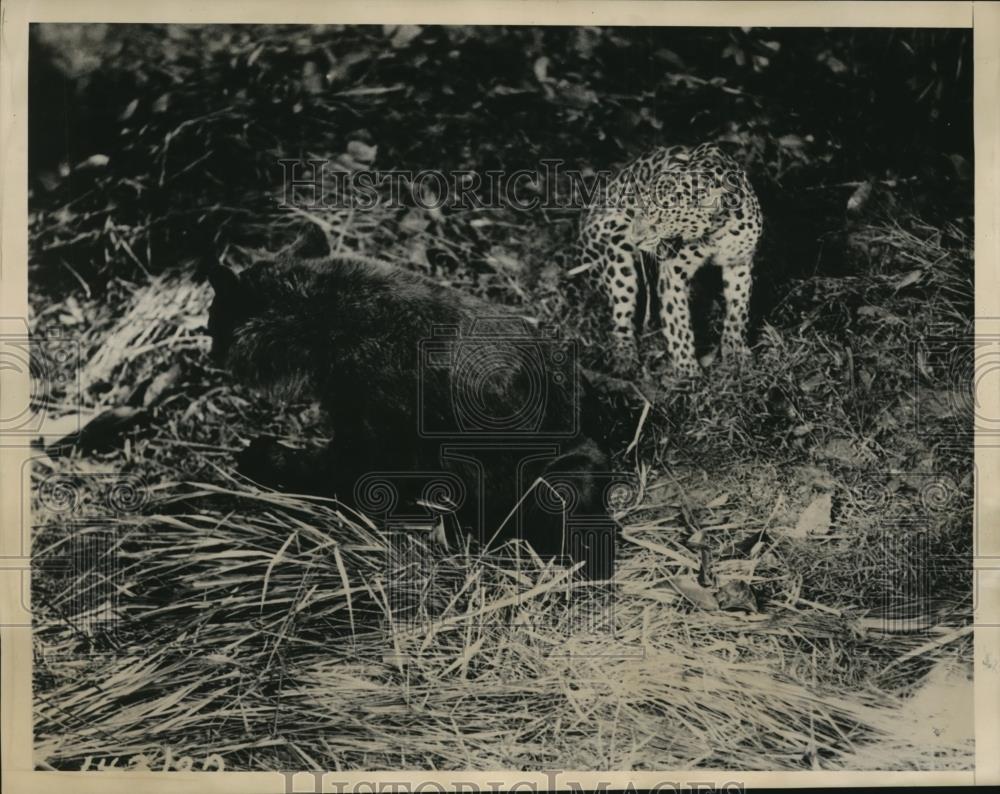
(578, 143, 762, 377)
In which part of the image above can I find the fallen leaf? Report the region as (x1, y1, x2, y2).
(815, 438, 870, 467)
(857, 305, 904, 324)
(486, 247, 523, 273)
(686, 530, 708, 549)
(797, 464, 837, 490)
(533, 56, 551, 83)
(399, 209, 430, 234)
(142, 363, 183, 408)
(716, 580, 759, 612)
(118, 98, 139, 122)
(894, 269, 925, 291)
(800, 372, 827, 392)
(704, 493, 730, 509)
(76, 154, 110, 170)
(777, 134, 806, 149)
(346, 140, 377, 164)
(666, 575, 720, 610)
(820, 52, 849, 74)
(557, 81, 598, 109)
(654, 48, 686, 69)
(302, 61, 323, 94)
(61, 296, 84, 325)
(790, 493, 833, 537)
(723, 43, 746, 67)
(846, 180, 872, 214)
(388, 24, 423, 49)
(948, 153, 972, 181)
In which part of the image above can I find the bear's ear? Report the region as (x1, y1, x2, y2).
(208, 265, 240, 295)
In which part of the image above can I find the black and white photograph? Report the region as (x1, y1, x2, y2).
(2, 1, 995, 786)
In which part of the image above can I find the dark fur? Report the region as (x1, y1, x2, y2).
(207, 255, 620, 579)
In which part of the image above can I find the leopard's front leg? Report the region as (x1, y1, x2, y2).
(720, 258, 753, 361)
(657, 242, 707, 378)
(712, 188, 760, 363)
(597, 242, 642, 375)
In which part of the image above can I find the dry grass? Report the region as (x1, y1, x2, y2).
(28, 209, 974, 772)
(30, 480, 967, 771)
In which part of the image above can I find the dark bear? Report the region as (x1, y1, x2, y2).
(206, 255, 626, 579)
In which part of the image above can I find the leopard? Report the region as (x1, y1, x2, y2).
(577, 142, 762, 379)
(206, 254, 623, 579)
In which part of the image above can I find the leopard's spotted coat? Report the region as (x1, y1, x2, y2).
(578, 143, 762, 377)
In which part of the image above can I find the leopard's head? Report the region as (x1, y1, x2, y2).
(628, 211, 661, 253)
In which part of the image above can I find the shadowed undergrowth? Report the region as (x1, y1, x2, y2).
(28, 24, 973, 772)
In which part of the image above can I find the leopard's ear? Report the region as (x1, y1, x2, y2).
(208, 264, 240, 295)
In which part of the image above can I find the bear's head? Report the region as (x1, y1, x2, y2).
(206, 264, 250, 366)
(206, 262, 322, 403)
